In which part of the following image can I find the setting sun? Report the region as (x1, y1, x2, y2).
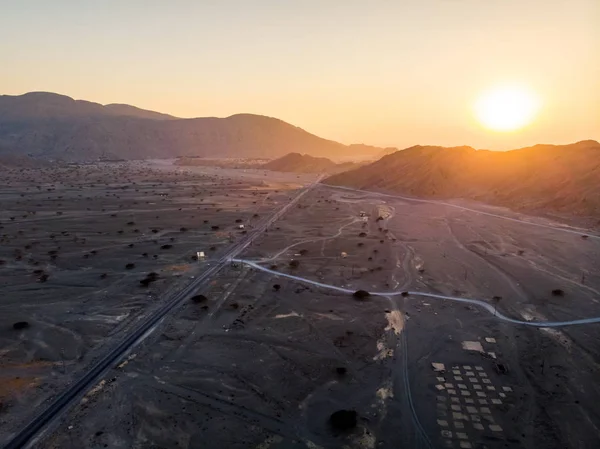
(475, 85, 540, 132)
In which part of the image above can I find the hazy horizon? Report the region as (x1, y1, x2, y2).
(1, 0, 598, 150)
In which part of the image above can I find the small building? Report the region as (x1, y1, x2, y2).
(196, 251, 205, 259)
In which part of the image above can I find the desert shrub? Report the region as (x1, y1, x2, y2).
(140, 272, 159, 287)
(13, 321, 30, 330)
(329, 410, 357, 431)
(125, 263, 135, 269)
(551, 289, 565, 296)
(289, 259, 300, 268)
(160, 244, 172, 250)
(353, 290, 370, 300)
(273, 284, 281, 291)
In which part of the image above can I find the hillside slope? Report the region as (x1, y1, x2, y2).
(324, 141, 600, 218)
(263, 152, 361, 173)
(0, 92, 390, 161)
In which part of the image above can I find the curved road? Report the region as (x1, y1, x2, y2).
(232, 259, 600, 328)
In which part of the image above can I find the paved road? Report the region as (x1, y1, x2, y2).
(3, 178, 320, 449)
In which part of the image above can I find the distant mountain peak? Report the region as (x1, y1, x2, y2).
(0, 91, 389, 162)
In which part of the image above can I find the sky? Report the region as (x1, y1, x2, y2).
(1, 0, 598, 150)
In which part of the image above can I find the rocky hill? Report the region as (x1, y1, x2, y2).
(324, 140, 600, 218)
(0, 92, 390, 162)
(262, 152, 360, 173)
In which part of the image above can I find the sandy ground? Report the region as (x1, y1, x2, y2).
(0, 162, 310, 444)
(3, 165, 600, 449)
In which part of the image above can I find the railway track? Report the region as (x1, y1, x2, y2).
(4, 177, 320, 449)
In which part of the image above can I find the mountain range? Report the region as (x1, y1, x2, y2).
(0, 92, 393, 161)
(324, 141, 600, 219)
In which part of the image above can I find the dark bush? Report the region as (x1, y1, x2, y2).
(401, 291, 409, 297)
(551, 289, 565, 296)
(273, 284, 281, 291)
(140, 272, 159, 287)
(353, 290, 370, 300)
(125, 263, 135, 269)
(358, 232, 367, 237)
(329, 410, 357, 431)
(289, 259, 300, 269)
(160, 244, 172, 250)
(191, 294, 208, 303)
(13, 321, 30, 330)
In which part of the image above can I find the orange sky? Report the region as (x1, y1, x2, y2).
(1, 0, 598, 150)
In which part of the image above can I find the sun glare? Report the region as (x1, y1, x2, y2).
(475, 85, 540, 132)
